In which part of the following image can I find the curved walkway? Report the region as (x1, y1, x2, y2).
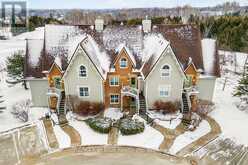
(21, 145, 189, 165)
(152, 123, 186, 152)
(177, 116, 221, 156)
(61, 125, 81, 147)
(42, 118, 59, 149)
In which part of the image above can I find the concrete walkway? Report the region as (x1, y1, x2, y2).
(61, 124, 81, 147)
(107, 127, 119, 145)
(177, 116, 221, 156)
(152, 123, 186, 152)
(42, 118, 59, 149)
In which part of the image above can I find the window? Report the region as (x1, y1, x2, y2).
(110, 94, 119, 104)
(79, 65, 87, 77)
(79, 87, 89, 97)
(53, 77, 61, 89)
(120, 58, 127, 68)
(161, 65, 170, 78)
(159, 85, 170, 97)
(110, 76, 119, 86)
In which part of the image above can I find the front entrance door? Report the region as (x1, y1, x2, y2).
(130, 77, 136, 88)
(53, 77, 61, 89)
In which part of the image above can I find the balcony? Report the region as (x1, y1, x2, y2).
(47, 87, 62, 97)
(121, 86, 139, 99)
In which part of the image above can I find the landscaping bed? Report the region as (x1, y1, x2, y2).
(86, 118, 112, 134)
(119, 118, 145, 135)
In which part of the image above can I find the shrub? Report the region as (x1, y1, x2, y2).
(153, 101, 178, 114)
(196, 99, 215, 117)
(86, 117, 112, 134)
(119, 118, 145, 135)
(11, 99, 31, 122)
(69, 96, 104, 116)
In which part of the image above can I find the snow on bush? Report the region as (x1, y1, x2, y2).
(86, 118, 112, 134)
(119, 118, 145, 135)
(11, 99, 31, 122)
(196, 99, 215, 117)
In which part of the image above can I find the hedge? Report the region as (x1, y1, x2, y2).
(86, 118, 112, 134)
(120, 118, 145, 135)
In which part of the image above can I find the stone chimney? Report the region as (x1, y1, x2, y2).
(95, 19, 104, 32)
(142, 16, 151, 33)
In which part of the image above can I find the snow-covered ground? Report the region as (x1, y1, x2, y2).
(169, 120, 211, 154)
(148, 111, 182, 129)
(0, 72, 48, 132)
(211, 75, 248, 145)
(53, 125, 71, 149)
(104, 108, 123, 120)
(118, 116, 164, 150)
(69, 120, 108, 145)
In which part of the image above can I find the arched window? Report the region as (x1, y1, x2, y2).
(120, 58, 128, 68)
(161, 65, 170, 77)
(79, 65, 87, 77)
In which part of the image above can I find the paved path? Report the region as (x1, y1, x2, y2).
(21, 145, 189, 165)
(152, 123, 186, 152)
(107, 127, 119, 145)
(177, 116, 221, 156)
(61, 124, 81, 147)
(42, 118, 59, 149)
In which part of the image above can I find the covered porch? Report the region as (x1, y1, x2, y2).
(120, 86, 140, 115)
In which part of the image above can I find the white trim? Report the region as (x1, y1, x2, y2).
(158, 85, 171, 98)
(109, 76, 120, 87)
(145, 45, 186, 80)
(160, 64, 171, 79)
(78, 64, 88, 78)
(110, 93, 120, 105)
(119, 57, 128, 69)
(78, 86, 90, 98)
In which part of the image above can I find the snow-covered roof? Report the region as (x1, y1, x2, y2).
(27, 39, 44, 67)
(201, 39, 218, 76)
(115, 44, 137, 67)
(81, 35, 111, 78)
(25, 24, 220, 78)
(141, 33, 170, 77)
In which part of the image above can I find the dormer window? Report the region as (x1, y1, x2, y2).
(79, 65, 87, 77)
(120, 58, 128, 68)
(161, 65, 170, 78)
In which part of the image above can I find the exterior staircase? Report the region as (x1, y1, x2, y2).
(58, 91, 68, 125)
(139, 95, 146, 115)
(58, 91, 65, 115)
(182, 92, 191, 126)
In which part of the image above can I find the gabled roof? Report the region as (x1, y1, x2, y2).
(24, 24, 220, 79)
(63, 35, 110, 80)
(113, 45, 136, 67)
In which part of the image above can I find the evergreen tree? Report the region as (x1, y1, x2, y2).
(6, 51, 24, 77)
(234, 65, 248, 97)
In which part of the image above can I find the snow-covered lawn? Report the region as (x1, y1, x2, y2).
(118, 116, 164, 150)
(0, 73, 48, 132)
(169, 120, 211, 154)
(53, 125, 71, 149)
(69, 120, 108, 145)
(104, 108, 123, 120)
(211, 76, 248, 145)
(148, 111, 182, 129)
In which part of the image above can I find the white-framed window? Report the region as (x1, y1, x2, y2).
(79, 87, 89, 97)
(159, 85, 171, 97)
(79, 65, 87, 77)
(120, 58, 128, 68)
(110, 94, 119, 104)
(161, 65, 170, 78)
(109, 76, 119, 86)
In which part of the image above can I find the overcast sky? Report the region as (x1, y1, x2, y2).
(1, 0, 248, 9)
